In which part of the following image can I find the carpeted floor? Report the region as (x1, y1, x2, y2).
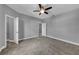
(0, 36, 79, 55)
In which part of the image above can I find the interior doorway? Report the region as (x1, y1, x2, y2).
(39, 23, 47, 37)
(5, 14, 19, 46)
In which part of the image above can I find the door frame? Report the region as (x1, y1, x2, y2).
(41, 23, 47, 36)
(5, 14, 19, 46)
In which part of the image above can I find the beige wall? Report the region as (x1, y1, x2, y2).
(19, 14, 41, 38)
(46, 8, 79, 43)
(0, 5, 5, 48)
(0, 4, 41, 49)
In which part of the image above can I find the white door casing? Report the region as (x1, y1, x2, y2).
(42, 23, 46, 36)
(5, 14, 19, 45)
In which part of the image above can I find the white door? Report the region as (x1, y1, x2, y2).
(14, 17, 19, 44)
(42, 23, 46, 36)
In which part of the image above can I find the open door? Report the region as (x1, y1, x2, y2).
(42, 23, 47, 36)
(5, 15, 19, 45)
(14, 17, 19, 44)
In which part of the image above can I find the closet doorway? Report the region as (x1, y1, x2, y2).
(39, 23, 47, 37)
(5, 14, 19, 46)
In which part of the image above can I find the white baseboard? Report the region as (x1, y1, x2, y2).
(7, 40, 15, 43)
(19, 36, 39, 41)
(0, 45, 6, 52)
(47, 35, 79, 46)
(7, 40, 18, 44)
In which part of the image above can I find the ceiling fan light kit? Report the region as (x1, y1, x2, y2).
(40, 8, 44, 13)
(33, 4, 52, 15)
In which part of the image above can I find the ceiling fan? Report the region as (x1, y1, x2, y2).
(33, 4, 52, 15)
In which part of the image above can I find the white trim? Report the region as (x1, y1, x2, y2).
(47, 35, 79, 46)
(5, 14, 15, 19)
(19, 36, 39, 41)
(7, 40, 15, 43)
(0, 45, 6, 52)
(41, 23, 47, 36)
(5, 14, 7, 48)
(5, 14, 18, 45)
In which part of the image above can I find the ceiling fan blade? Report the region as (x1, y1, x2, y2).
(44, 12, 48, 14)
(45, 7, 52, 10)
(33, 10, 39, 12)
(38, 4, 42, 9)
(39, 13, 41, 15)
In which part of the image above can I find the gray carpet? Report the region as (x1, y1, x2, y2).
(0, 37, 79, 55)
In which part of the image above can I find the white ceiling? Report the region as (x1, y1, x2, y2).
(7, 4, 79, 19)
